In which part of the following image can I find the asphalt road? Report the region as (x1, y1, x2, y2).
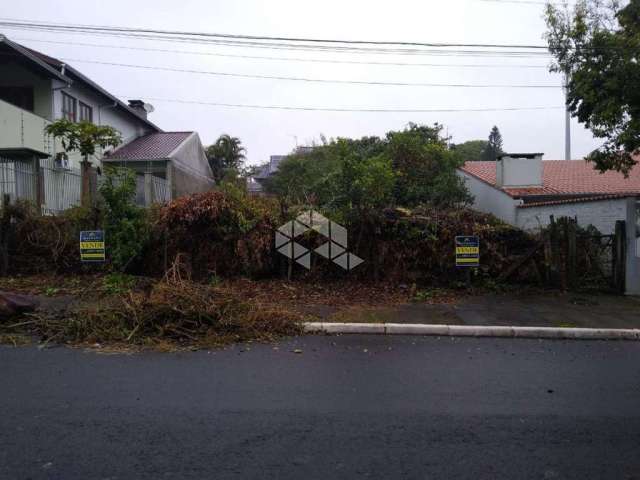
(2, 335, 640, 480)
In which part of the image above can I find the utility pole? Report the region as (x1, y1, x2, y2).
(564, 74, 571, 160)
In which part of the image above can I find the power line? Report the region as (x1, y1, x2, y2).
(13, 37, 551, 68)
(1, 23, 553, 58)
(0, 18, 551, 50)
(4, 17, 620, 55)
(3, 27, 556, 59)
(3, 17, 621, 58)
(121, 96, 565, 113)
(61, 57, 562, 89)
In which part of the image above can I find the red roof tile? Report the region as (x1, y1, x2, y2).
(460, 159, 640, 198)
(106, 132, 193, 160)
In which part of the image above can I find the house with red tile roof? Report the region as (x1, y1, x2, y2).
(458, 153, 640, 294)
(458, 153, 640, 234)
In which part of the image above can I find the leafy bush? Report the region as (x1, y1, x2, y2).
(265, 123, 472, 220)
(99, 167, 150, 272)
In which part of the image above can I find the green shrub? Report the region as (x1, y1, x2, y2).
(99, 167, 150, 272)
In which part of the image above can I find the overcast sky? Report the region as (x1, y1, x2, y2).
(2, 0, 600, 166)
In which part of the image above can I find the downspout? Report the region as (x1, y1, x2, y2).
(50, 63, 72, 121)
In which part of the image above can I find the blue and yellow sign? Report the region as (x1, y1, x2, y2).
(80, 230, 105, 262)
(455, 235, 479, 267)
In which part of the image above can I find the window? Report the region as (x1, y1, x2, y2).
(61, 92, 77, 122)
(79, 102, 93, 123)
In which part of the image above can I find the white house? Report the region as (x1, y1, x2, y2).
(458, 153, 640, 294)
(0, 34, 214, 210)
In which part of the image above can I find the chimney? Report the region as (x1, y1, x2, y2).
(128, 99, 148, 119)
(496, 153, 544, 188)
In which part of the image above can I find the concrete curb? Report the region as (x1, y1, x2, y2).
(303, 322, 640, 340)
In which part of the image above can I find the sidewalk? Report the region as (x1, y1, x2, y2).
(311, 292, 640, 330)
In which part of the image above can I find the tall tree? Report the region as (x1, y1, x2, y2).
(266, 123, 471, 216)
(545, 0, 640, 174)
(205, 134, 246, 183)
(481, 126, 504, 161)
(451, 139, 488, 162)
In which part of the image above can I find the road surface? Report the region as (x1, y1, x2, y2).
(1, 335, 640, 479)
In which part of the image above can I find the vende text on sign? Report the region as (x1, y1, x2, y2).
(455, 235, 479, 268)
(80, 230, 105, 263)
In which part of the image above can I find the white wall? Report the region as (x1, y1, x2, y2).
(52, 82, 148, 141)
(516, 198, 628, 234)
(624, 197, 640, 295)
(458, 170, 520, 224)
(51, 80, 153, 168)
(497, 155, 542, 187)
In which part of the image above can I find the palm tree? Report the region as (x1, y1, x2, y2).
(206, 134, 247, 183)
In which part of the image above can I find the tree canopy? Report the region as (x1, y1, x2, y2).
(451, 139, 488, 162)
(265, 123, 471, 223)
(545, 0, 640, 174)
(480, 126, 504, 161)
(44, 119, 121, 163)
(206, 134, 247, 183)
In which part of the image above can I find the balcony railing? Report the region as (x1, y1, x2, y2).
(0, 98, 83, 167)
(0, 97, 54, 155)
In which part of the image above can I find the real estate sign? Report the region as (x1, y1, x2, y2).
(455, 235, 479, 267)
(80, 230, 105, 262)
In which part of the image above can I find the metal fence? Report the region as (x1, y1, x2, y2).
(107, 171, 170, 207)
(0, 158, 169, 213)
(151, 175, 170, 204)
(134, 174, 146, 207)
(40, 158, 82, 215)
(0, 157, 82, 215)
(0, 157, 37, 205)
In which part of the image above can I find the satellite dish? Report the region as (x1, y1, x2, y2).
(143, 103, 155, 114)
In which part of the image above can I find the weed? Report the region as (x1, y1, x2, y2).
(44, 287, 59, 297)
(413, 288, 442, 302)
(102, 273, 136, 295)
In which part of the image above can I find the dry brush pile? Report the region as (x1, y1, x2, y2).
(143, 191, 281, 279)
(314, 206, 539, 284)
(7, 203, 101, 274)
(2, 191, 540, 285)
(1, 268, 303, 348)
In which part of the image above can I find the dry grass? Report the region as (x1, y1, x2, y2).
(0, 272, 304, 350)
